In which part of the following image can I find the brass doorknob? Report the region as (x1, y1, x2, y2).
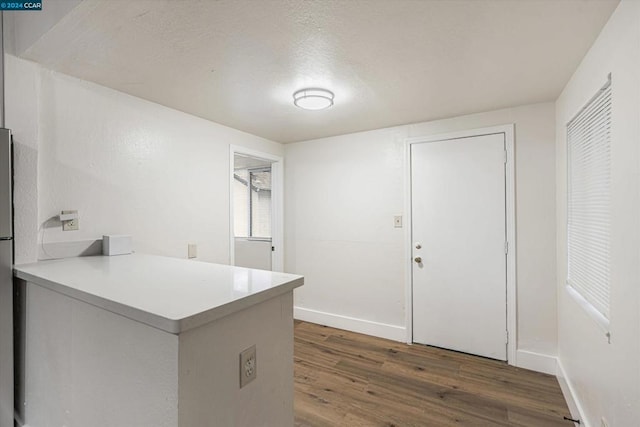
(414, 257, 422, 263)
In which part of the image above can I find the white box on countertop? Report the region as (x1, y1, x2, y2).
(103, 235, 132, 256)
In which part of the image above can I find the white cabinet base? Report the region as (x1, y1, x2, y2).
(22, 282, 294, 427)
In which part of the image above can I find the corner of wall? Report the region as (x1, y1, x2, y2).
(556, 358, 590, 427)
(2, 11, 16, 56)
(514, 350, 557, 376)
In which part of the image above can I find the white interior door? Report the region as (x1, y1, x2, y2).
(411, 133, 507, 361)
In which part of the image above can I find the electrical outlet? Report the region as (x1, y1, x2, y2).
(394, 215, 403, 228)
(188, 243, 197, 259)
(239, 345, 257, 388)
(61, 210, 79, 231)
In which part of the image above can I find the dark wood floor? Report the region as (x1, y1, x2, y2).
(294, 321, 572, 426)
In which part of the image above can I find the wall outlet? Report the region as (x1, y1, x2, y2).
(394, 215, 403, 228)
(188, 243, 197, 259)
(239, 345, 257, 388)
(61, 210, 79, 231)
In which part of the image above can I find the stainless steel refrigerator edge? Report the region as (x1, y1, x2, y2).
(0, 8, 14, 427)
(0, 128, 13, 427)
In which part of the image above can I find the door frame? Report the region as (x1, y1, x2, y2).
(229, 145, 284, 272)
(404, 124, 517, 365)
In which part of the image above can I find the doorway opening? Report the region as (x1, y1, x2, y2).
(229, 147, 283, 271)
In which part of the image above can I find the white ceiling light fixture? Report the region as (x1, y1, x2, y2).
(293, 88, 334, 111)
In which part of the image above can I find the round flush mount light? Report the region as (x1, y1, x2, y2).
(293, 88, 334, 110)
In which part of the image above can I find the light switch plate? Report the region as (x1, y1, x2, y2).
(394, 215, 403, 228)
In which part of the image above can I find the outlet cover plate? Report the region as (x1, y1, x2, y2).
(239, 345, 257, 388)
(62, 210, 79, 231)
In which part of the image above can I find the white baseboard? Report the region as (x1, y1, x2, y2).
(294, 306, 406, 342)
(515, 349, 558, 375)
(556, 358, 589, 427)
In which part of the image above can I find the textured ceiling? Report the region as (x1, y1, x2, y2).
(21, 0, 618, 143)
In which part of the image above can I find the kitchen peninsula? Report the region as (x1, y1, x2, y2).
(13, 253, 303, 427)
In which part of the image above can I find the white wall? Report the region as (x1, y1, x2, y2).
(286, 102, 558, 363)
(285, 126, 407, 340)
(555, 1, 640, 426)
(5, 55, 39, 264)
(5, 54, 283, 265)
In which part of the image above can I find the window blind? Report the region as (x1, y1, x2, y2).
(567, 77, 612, 319)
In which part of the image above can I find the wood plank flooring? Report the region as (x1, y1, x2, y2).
(294, 321, 572, 427)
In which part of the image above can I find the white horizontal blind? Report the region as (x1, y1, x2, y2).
(567, 78, 612, 319)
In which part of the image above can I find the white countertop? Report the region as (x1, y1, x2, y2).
(14, 253, 303, 334)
